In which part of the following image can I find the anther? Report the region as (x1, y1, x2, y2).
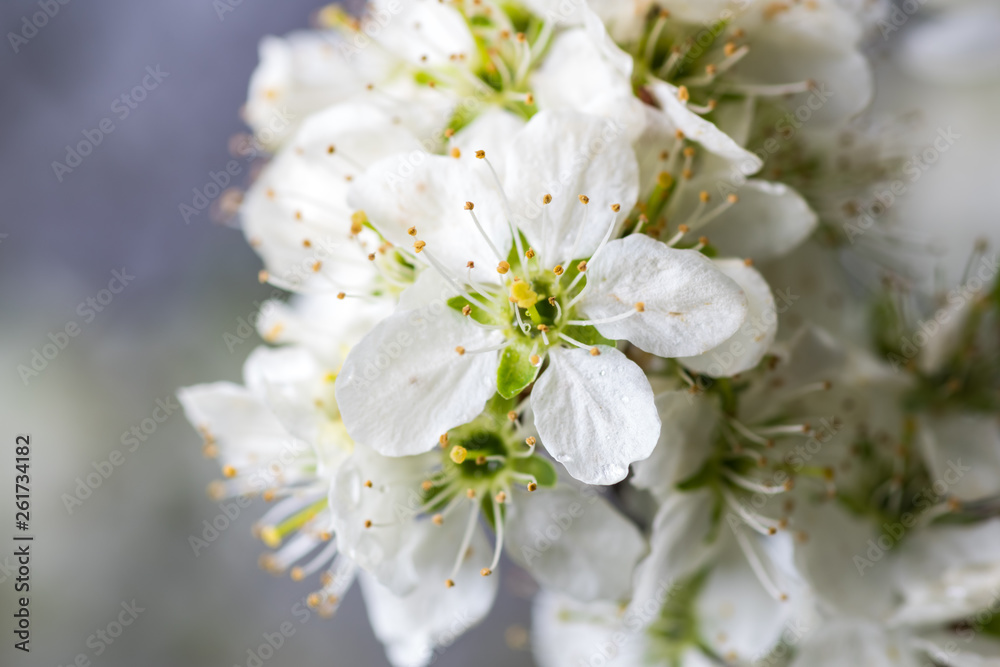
(635, 302, 645, 312)
(367, 253, 375, 261)
(222, 465, 237, 478)
(432, 514, 444, 525)
(542, 194, 552, 204)
(414, 240, 426, 253)
(507, 411, 518, 422)
(455, 346, 466, 355)
(364, 519, 373, 529)
(440, 434, 450, 447)
(553, 265, 564, 276)
(590, 347, 601, 356)
(466, 488, 476, 499)
(451, 147, 461, 158)
(527, 482, 538, 492)
(450, 445, 468, 464)
(530, 354, 541, 366)
(577, 260, 588, 272)
(578, 195, 590, 205)
(337, 292, 346, 300)
(526, 248, 535, 259)
(408, 226, 417, 236)
(497, 261, 510, 274)
(678, 86, 690, 102)
(364, 480, 373, 488)
(728, 194, 739, 204)
(699, 191, 710, 203)
(465, 201, 474, 210)
(258, 270, 269, 284)
(611, 203, 621, 212)
(475, 150, 486, 159)
(422, 480, 434, 491)
(495, 491, 507, 504)
(462, 305, 472, 316)
(481, 568, 493, 577)
(445, 579, 455, 588)
(743, 258, 754, 267)
(291, 567, 304, 581)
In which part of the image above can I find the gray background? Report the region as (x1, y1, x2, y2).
(0, 1, 998, 666)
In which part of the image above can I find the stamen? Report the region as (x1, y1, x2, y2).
(466, 202, 506, 263)
(447, 500, 482, 587)
(567, 304, 643, 327)
(731, 523, 788, 602)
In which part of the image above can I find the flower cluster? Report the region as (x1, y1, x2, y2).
(180, 1, 1000, 665)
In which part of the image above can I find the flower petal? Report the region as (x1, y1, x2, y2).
(336, 305, 504, 455)
(504, 110, 639, 265)
(359, 517, 497, 667)
(531, 346, 659, 485)
(349, 153, 511, 279)
(505, 483, 646, 602)
(682, 179, 819, 262)
(917, 413, 1000, 503)
(579, 234, 748, 357)
(679, 259, 778, 377)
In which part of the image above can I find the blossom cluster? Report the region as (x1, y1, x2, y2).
(179, 1, 1000, 665)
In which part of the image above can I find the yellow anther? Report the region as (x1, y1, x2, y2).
(451, 147, 461, 158)
(222, 465, 237, 478)
(577, 260, 588, 272)
(337, 292, 346, 300)
(432, 514, 444, 525)
(530, 354, 541, 366)
(414, 240, 426, 253)
(475, 150, 486, 159)
(364, 519, 373, 529)
(578, 194, 590, 204)
(364, 479, 373, 488)
(465, 201, 474, 210)
(407, 226, 417, 236)
(678, 86, 690, 102)
(590, 347, 601, 356)
(450, 445, 468, 464)
(462, 305, 472, 316)
(350, 210, 367, 235)
(525, 436, 536, 446)
(497, 261, 510, 274)
(553, 265, 564, 276)
(455, 346, 466, 356)
(258, 270, 269, 284)
(542, 194, 552, 204)
(260, 526, 281, 548)
(527, 482, 538, 492)
(481, 568, 493, 577)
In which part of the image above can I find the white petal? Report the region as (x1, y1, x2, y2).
(504, 110, 639, 263)
(648, 80, 763, 170)
(530, 26, 645, 141)
(684, 179, 819, 262)
(579, 234, 749, 357)
(891, 518, 1000, 626)
(368, 0, 475, 69)
(505, 483, 646, 602)
(335, 306, 504, 455)
(452, 108, 525, 174)
(917, 413, 1000, 503)
(696, 533, 798, 660)
(359, 517, 497, 667)
(627, 490, 720, 627)
(791, 501, 896, 619)
(349, 154, 511, 279)
(789, 620, 921, 667)
(631, 391, 718, 499)
(532, 592, 647, 667)
(242, 345, 351, 475)
(679, 259, 778, 377)
(242, 102, 421, 290)
(330, 444, 435, 595)
(531, 346, 660, 485)
(255, 291, 395, 365)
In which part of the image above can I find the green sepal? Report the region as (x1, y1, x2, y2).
(496, 340, 541, 399)
(561, 325, 615, 348)
(511, 455, 557, 488)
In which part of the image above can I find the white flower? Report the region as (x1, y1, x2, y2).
(178, 345, 356, 616)
(335, 109, 749, 484)
(242, 102, 425, 297)
(531, 488, 801, 667)
(329, 408, 646, 602)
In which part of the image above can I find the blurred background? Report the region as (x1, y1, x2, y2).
(0, 1, 997, 665)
